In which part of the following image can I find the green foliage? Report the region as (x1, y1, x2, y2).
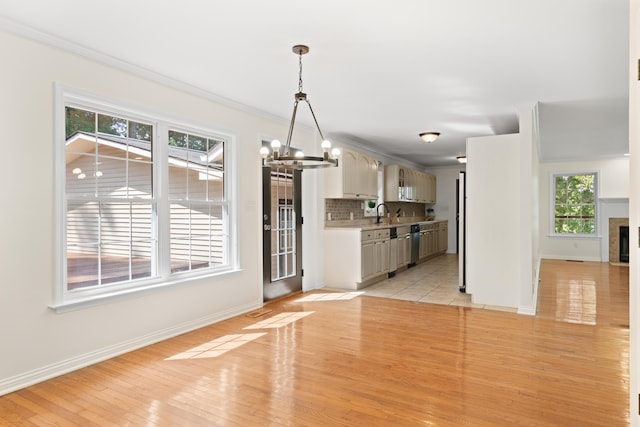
(65, 107, 95, 138)
(66, 107, 152, 142)
(553, 173, 596, 234)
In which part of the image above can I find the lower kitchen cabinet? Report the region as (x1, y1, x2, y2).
(324, 221, 447, 290)
(324, 227, 390, 290)
(419, 223, 441, 260)
(361, 228, 390, 282)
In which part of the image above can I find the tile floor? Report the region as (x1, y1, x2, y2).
(362, 253, 518, 312)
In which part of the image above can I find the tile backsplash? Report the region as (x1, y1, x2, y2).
(325, 199, 427, 222)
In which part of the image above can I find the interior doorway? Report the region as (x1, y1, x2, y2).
(262, 165, 302, 301)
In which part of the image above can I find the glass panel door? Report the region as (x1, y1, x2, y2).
(262, 165, 302, 301)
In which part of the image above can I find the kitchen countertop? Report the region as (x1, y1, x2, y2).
(325, 218, 447, 231)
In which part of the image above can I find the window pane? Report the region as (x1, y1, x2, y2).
(581, 205, 595, 217)
(129, 121, 153, 142)
(583, 220, 595, 234)
(98, 113, 127, 137)
(170, 202, 224, 273)
(169, 164, 188, 199)
(188, 134, 207, 152)
(568, 205, 581, 217)
(67, 201, 99, 290)
(582, 189, 595, 203)
(169, 130, 225, 202)
(567, 190, 581, 204)
(554, 177, 567, 202)
(554, 205, 567, 218)
(169, 130, 188, 148)
(66, 154, 97, 197)
(65, 107, 95, 138)
(129, 161, 152, 198)
(97, 159, 127, 197)
(207, 139, 224, 201)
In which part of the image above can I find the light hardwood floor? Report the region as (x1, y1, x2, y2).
(0, 258, 629, 426)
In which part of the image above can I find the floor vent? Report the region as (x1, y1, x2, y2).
(566, 260, 584, 262)
(246, 308, 273, 318)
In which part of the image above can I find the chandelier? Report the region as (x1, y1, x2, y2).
(260, 45, 339, 169)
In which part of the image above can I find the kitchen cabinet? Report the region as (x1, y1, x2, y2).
(384, 165, 436, 203)
(324, 148, 378, 199)
(361, 229, 390, 282)
(324, 221, 446, 290)
(324, 227, 389, 289)
(419, 222, 447, 260)
(438, 222, 448, 252)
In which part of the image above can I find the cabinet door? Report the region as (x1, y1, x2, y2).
(342, 151, 358, 197)
(396, 236, 406, 268)
(403, 235, 412, 265)
(419, 231, 427, 259)
(417, 172, 425, 202)
(343, 151, 357, 196)
(438, 225, 448, 252)
(367, 157, 378, 198)
(398, 167, 406, 201)
(428, 174, 437, 203)
(355, 154, 377, 198)
(361, 241, 375, 280)
(374, 240, 389, 275)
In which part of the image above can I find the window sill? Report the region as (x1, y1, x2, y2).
(49, 267, 242, 314)
(547, 234, 601, 239)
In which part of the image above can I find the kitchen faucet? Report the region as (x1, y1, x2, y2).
(376, 203, 390, 224)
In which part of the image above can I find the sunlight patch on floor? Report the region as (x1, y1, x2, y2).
(244, 311, 314, 329)
(165, 333, 266, 360)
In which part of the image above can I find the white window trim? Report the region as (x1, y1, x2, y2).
(51, 84, 239, 312)
(548, 170, 600, 238)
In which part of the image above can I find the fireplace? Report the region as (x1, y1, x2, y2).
(620, 226, 629, 263)
(609, 218, 629, 264)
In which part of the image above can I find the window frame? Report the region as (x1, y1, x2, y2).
(53, 85, 238, 312)
(549, 170, 599, 238)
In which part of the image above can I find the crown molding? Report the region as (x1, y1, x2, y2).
(0, 15, 291, 127)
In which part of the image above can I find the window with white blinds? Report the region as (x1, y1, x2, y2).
(56, 91, 233, 308)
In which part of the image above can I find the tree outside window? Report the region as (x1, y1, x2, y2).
(553, 173, 597, 235)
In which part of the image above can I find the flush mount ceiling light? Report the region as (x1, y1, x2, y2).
(456, 155, 467, 164)
(260, 44, 339, 169)
(419, 132, 440, 143)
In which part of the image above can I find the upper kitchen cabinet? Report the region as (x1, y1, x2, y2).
(384, 165, 436, 203)
(324, 148, 378, 199)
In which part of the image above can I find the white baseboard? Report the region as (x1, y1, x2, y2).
(0, 301, 262, 397)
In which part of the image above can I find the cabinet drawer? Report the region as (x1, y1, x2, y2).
(361, 231, 376, 242)
(374, 229, 390, 239)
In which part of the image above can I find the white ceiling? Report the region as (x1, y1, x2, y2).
(0, 0, 630, 167)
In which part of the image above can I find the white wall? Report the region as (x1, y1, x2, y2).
(0, 29, 325, 394)
(538, 158, 629, 261)
(518, 107, 536, 314)
(628, 0, 639, 423)
(466, 133, 522, 308)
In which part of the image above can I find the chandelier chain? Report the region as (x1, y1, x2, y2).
(298, 52, 304, 93)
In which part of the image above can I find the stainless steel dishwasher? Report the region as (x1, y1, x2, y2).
(409, 224, 420, 267)
(388, 227, 398, 278)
